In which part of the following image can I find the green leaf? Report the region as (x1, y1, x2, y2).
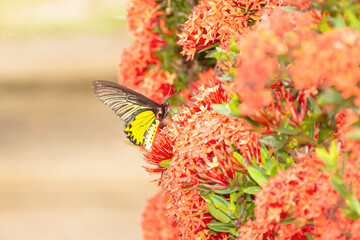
(213, 187, 239, 195)
(342, 207, 360, 219)
(228, 95, 241, 116)
(305, 232, 315, 240)
(207, 203, 231, 223)
(318, 15, 332, 32)
(273, 128, 300, 136)
(331, 177, 349, 198)
(210, 195, 231, 209)
(201, 193, 212, 203)
(316, 146, 337, 170)
(229, 36, 239, 53)
(189, 210, 208, 217)
(233, 151, 246, 166)
(212, 104, 240, 118)
(259, 135, 285, 148)
(270, 164, 278, 177)
(247, 166, 269, 187)
(308, 96, 322, 114)
(344, 9, 360, 30)
(347, 128, 360, 139)
(281, 6, 299, 12)
(279, 217, 295, 225)
(243, 186, 262, 194)
(318, 129, 332, 144)
(207, 222, 234, 232)
(229, 227, 239, 237)
(317, 88, 344, 105)
(198, 42, 220, 53)
(159, 159, 172, 168)
(348, 199, 360, 217)
(333, 14, 346, 28)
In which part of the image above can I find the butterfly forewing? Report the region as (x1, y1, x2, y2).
(91, 80, 166, 149)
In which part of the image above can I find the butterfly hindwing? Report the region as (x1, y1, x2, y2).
(144, 120, 160, 150)
(91, 80, 168, 149)
(124, 110, 156, 146)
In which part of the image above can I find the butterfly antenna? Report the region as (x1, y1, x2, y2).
(165, 85, 172, 100)
(165, 89, 182, 103)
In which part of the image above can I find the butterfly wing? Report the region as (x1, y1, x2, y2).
(91, 80, 161, 124)
(91, 80, 163, 148)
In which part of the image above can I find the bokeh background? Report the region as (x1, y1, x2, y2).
(0, 1, 157, 239)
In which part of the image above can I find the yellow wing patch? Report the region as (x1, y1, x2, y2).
(124, 110, 156, 146)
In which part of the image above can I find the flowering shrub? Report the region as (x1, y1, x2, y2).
(118, 0, 360, 239)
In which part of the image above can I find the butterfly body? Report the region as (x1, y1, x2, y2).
(91, 80, 168, 150)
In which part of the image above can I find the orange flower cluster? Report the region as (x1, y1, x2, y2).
(118, 33, 164, 89)
(289, 28, 360, 108)
(233, 9, 317, 116)
(126, 0, 162, 35)
(143, 128, 174, 175)
(239, 156, 360, 239)
(140, 65, 176, 103)
(118, 0, 168, 90)
(177, 0, 283, 60)
(144, 84, 258, 239)
(140, 188, 180, 240)
(192, 68, 224, 95)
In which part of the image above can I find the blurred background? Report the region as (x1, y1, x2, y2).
(0, 0, 157, 239)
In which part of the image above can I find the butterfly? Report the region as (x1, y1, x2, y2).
(91, 80, 169, 150)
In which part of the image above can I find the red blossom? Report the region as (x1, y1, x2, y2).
(239, 155, 360, 240)
(140, 188, 180, 240)
(126, 0, 162, 36)
(177, 0, 283, 60)
(233, 9, 317, 117)
(289, 28, 360, 100)
(118, 0, 166, 91)
(139, 65, 176, 104)
(143, 128, 174, 175)
(192, 68, 224, 95)
(118, 30, 165, 89)
(144, 85, 258, 239)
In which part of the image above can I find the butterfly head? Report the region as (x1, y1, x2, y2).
(159, 102, 169, 120)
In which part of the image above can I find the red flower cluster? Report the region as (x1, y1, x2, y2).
(140, 188, 180, 240)
(239, 156, 360, 239)
(177, 0, 283, 60)
(118, 0, 166, 90)
(233, 8, 317, 117)
(118, 33, 164, 89)
(140, 65, 176, 104)
(144, 84, 259, 239)
(290, 28, 360, 107)
(126, 0, 162, 35)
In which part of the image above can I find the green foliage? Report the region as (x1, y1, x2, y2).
(316, 141, 360, 219)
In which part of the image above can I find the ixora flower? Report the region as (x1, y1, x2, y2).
(239, 156, 360, 239)
(139, 65, 176, 104)
(140, 188, 180, 240)
(118, 0, 165, 90)
(126, 0, 162, 36)
(289, 27, 360, 103)
(143, 84, 260, 240)
(177, 0, 283, 60)
(118, 30, 165, 90)
(232, 9, 317, 117)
